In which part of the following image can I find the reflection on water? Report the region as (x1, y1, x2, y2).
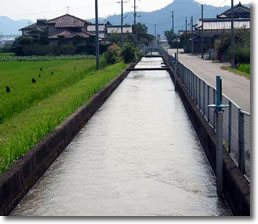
(12, 57, 232, 216)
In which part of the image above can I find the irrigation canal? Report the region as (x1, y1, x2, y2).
(12, 57, 232, 216)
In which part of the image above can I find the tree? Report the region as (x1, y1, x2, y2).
(107, 23, 154, 48)
(164, 30, 179, 48)
(214, 28, 250, 64)
(121, 43, 137, 63)
(179, 32, 192, 53)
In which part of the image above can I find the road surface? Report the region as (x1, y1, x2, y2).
(168, 49, 250, 113)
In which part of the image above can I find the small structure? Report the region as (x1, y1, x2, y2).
(106, 25, 133, 34)
(192, 2, 250, 54)
(20, 19, 48, 37)
(87, 24, 106, 40)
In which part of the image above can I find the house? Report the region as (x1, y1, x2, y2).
(47, 14, 92, 41)
(106, 25, 133, 34)
(20, 14, 133, 43)
(20, 14, 93, 43)
(192, 2, 250, 54)
(86, 24, 106, 40)
(20, 19, 48, 37)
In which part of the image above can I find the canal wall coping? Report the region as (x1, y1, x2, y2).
(163, 56, 250, 216)
(0, 63, 135, 216)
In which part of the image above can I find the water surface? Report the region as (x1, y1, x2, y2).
(12, 57, 232, 216)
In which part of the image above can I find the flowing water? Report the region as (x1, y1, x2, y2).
(12, 57, 232, 216)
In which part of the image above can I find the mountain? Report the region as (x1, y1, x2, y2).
(97, 0, 230, 36)
(0, 16, 33, 35)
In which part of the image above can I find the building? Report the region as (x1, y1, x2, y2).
(20, 19, 48, 37)
(20, 14, 133, 42)
(192, 2, 250, 54)
(106, 25, 133, 34)
(86, 24, 106, 40)
(20, 14, 93, 43)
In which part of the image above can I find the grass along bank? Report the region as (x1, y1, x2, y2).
(0, 62, 127, 173)
(221, 64, 250, 79)
(0, 59, 101, 123)
(0, 54, 94, 61)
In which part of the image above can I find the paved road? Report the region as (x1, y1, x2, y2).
(168, 49, 250, 113)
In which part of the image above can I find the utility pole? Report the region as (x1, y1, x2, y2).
(95, 0, 99, 70)
(172, 11, 174, 33)
(185, 17, 188, 32)
(134, 0, 137, 25)
(201, 4, 204, 59)
(154, 24, 157, 38)
(191, 16, 194, 53)
(231, 0, 235, 69)
(121, 0, 124, 47)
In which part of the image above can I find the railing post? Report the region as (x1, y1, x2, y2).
(198, 78, 201, 108)
(208, 76, 229, 198)
(228, 101, 232, 153)
(190, 72, 192, 97)
(216, 110, 224, 197)
(213, 88, 216, 129)
(195, 75, 197, 103)
(174, 53, 177, 91)
(208, 86, 210, 122)
(203, 81, 205, 115)
(238, 109, 245, 174)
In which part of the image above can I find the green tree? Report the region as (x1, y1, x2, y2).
(164, 30, 179, 48)
(179, 33, 192, 53)
(214, 27, 250, 64)
(107, 23, 154, 48)
(121, 43, 137, 63)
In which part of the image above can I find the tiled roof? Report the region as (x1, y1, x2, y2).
(19, 23, 37, 31)
(48, 30, 91, 39)
(217, 3, 250, 18)
(47, 14, 92, 28)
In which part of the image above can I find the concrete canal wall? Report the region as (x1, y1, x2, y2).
(0, 63, 135, 216)
(162, 56, 250, 216)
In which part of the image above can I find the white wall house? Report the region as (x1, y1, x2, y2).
(107, 26, 133, 34)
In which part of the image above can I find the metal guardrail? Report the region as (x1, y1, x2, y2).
(160, 48, 251, 181)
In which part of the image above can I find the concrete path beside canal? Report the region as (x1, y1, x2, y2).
(168, 49, 250, 113)
(11, 57, 232, 216)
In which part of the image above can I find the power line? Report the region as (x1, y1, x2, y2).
(117, 0, 129, 46)
(172, 11, 174, 32)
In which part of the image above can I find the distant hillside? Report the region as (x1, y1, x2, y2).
(1, 0, 249, 37)
(97, 0, 230, 36)
(0, 16, 33, 35)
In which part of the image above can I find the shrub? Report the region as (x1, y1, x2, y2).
(121, 43, 137, 63)
(104, 44, 121, 64)
(104, 50, 116, 64)
(238, 64, 250, 74)
(235, 46, 250, 64)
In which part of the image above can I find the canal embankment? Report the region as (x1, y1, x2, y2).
(162, 54, 250, 216)
(11, 57, 232, 216)
(0, 63, 135, 216)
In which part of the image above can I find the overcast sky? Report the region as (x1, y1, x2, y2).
(0, 0, 252, 21)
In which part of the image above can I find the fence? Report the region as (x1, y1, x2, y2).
(160, 48, 251, 181)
